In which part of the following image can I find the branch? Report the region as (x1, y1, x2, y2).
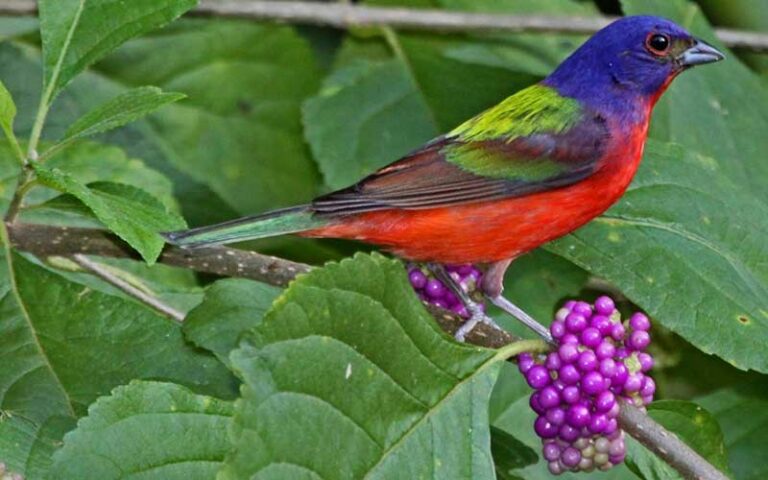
(6, 222, 729, 479)
(71, 253, 186, 322)
(1, 0, 766, 52)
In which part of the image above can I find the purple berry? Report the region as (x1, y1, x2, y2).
(629, 312, 651, 331)
(432, 299, 447, 309)
(573, 301, 592, 316)
(562, 333, 579, 344)
(624, 373, 643, 393)
(591, 315, 612, 335)
(595, 341, 616, 360)
(452, 304, 469, 318)
(577, 350, 598, 372)
(599, 358, 617, 378)
(616, 347, 629, 360)
(530, 392, 546, 415)
(612, 363, 629, 387)
(561, 447, 582, 467)
(640, 376, 656, 397)
(546, 407, 566, 425)
(559, 424, 580, 442)
(604, 418, 618, 435)
(607, 401, 620, 419)
(424, 279, 445, 299)
(535, 415, 559, 438)
(594, 296, 615, 315)
(595, 391, 616, 413)
(581, 327, 602, 349)
(457, 264, 474, 276)
(565, 313, 588, 333)
(517, 353, 534, 374)
(582, 372, 607, 395)
(559, 365, 580, 385)
(589, 413, 608, 434)
(609, 438, 625, 457)
(526, 365, 551, 389)
(567, 405, 591, 428)
(539, 386, 561, 409)
(637, 352, 654, 372)
(408, 269, 427, 289)
(550, 320, 566, 339)
(543, 441, 561, 461)
(642, 394, 654, 405)
(558, 343, 579, 364)
(546, 352, 562, 371)
(610, 323, 626, 341)
(555, 308, 570, 322)
(562, 386, 581, 404)
(628, 331, 651, 351)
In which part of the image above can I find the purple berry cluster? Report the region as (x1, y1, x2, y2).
(407, 264, 483, 318)
(518, 296, 655, 475)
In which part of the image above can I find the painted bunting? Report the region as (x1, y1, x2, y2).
(165, 16, 724, 339)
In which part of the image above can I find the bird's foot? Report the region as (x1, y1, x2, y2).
(488, 294, 554, 344)
(454, 300, 503, 342)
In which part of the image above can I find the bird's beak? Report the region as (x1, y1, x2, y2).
(678, 39, 725, 67)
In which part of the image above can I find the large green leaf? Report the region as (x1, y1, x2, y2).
(625, 400, 730, 480)
(547, 141, 768, 372)
(0, 80, 22, 162)
(698, 383, 768, 480)
(621, 0, 768, 202)
(51, 381, 234, 480)
(94, 20, 323, 215)
(39, 0, 196, 97)
(303, 59, 438, 189)
(0, 251, 236, 477)
(220, 253, 532, 479)
(183, 278, 282, 365)
(33, 165, 185, 263)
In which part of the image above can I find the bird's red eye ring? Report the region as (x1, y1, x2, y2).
(645, 33, 671, 55)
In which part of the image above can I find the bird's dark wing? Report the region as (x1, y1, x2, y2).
(312, 86, 610, 215)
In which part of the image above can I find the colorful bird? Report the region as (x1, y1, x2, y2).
(164, 16, 724, 340)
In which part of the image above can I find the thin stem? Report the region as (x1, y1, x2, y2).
(5, 172, 35, 223)
(71, 254, 186, 322)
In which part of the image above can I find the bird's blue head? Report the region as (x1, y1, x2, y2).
(544, 16, 724, 118)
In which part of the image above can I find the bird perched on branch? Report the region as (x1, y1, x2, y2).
(164, 16, 724, 340)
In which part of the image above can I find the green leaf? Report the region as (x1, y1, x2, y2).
(61, 86, 186, 144)
(51, 381, 234, 480)
(0, 251, 236, 477)
(547, 141, 768, 372)
(491, 426, 538, 480)
(626, 400, 730, 480)
(0, 80, 23, 164)
(620, 0, 768, 202)
(220, 253, 517, 479)
(698, 383, 768, 480)
(183, 278, 282, 365)
(39, 0, 196, 97)
(33, 164, 186, 263)
(95, 20, 323, 216)
(303, 59, 438, 189)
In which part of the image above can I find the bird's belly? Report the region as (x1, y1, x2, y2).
(307, 142, 644, 264)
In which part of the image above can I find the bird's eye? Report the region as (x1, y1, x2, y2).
(645, 33, 671, 55)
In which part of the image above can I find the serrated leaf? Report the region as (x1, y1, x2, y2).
(620, 0, 768, 202)
(95, 20, 323, 216)
(62, 86, 185, 142)
(51, 381, 234, 480)
(220, 253, 518, 479)
(39, 0, 196, 97)
(625, 400, 730, 480)
(547, 141, 768, 372)
(0, 251, 236, 477)
(698, 383, 768, 480)
(33, 164, 185, 263)
(183, 278, 282, 365)
(303, 59, 438, 189)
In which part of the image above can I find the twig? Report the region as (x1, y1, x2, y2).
(8, 222, 727, 479)
(618, 398, 730, 480)
(71, 253, 185, 322)
(1, 0, 767, 52)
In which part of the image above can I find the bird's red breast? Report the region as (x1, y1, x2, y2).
(303, 118, 650, 264)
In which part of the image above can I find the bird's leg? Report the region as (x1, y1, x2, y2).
(426, 263, 503, 341)
(481, 259, 555, 344)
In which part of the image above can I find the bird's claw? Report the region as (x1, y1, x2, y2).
(454, 303, 503, 342)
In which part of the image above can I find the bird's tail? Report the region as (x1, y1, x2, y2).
(162, 205, 328, 248)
